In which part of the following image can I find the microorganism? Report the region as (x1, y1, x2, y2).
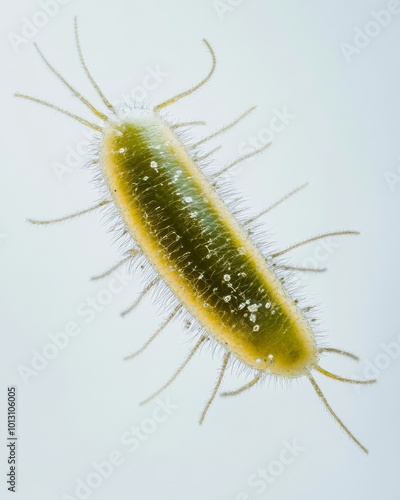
(16, 18, 375, 454)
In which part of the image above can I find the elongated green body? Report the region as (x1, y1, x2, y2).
(16, 25, 373, 452)
(101, 109, 317, 377)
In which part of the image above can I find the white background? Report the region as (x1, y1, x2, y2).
(1, 1, 399, 499)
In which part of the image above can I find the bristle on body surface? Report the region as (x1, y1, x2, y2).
(16, 17, 375, 454)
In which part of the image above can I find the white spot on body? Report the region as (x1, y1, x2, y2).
(150, 161, 159, 172)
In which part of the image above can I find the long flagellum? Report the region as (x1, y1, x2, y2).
(307, 373, 369, 454)
(15, 93, 102, 131)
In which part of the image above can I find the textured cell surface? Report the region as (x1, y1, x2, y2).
(101, 109, 317, 377)
(15, 25, 374, 452)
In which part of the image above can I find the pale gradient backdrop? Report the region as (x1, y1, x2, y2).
(1, 1, 399, 499)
